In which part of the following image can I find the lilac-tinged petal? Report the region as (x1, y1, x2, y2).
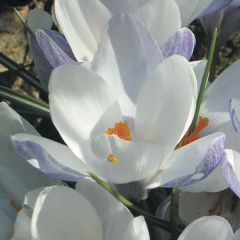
(222, 149, 240, 198)
(181, 161, 228, 192)
(229, 98, 240, 133)
(146, 133, 225, 189)
(12, 134, 88, 182)
(36, 29, 77, 68)
(163, 134, 225, 187)
(200, 0, 233, 17)
(29, 37, 52, 90)
(161, 28, 196, 60)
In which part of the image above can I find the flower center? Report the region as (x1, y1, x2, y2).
(104, 120, 131, 163)
(105, 120, 132, 141)
(178, 116, 209, 147)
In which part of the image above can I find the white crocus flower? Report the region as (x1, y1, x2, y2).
(177, 216, 240, 240)
(11, 178, 149, 240)
(53, 0, 196, 62)
(12, 15, 225, 200)
(176, 58, 240, 194)
(171, 60, 240, 233)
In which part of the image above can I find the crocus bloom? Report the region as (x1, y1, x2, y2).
(177, 58, 240, 194)
(11, 178, 149, 240)
(12, 15, 225, 200)
(172, 60, 240, 231)
(28, 0, 197, 89)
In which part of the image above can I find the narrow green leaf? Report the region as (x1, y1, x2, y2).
(0, 53, 45, 92)
(0, 86, 50, 117)
(189, 28, 219, 133)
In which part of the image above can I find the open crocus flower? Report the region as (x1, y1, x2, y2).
(53, 0, 196, 62)
(11, 178, 149, 240)
(177, 216, 240, 240)
(12, 14, 225, 200)
(29, 0, 197, 88)
(174, 58, 240, 195)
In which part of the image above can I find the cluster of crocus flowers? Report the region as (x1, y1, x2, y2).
(12, 13, 226, 202)
(2, 0, 240, 239)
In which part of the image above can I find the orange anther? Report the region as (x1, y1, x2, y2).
(105, 120, 131, 141)
(179, 117, 209, 147)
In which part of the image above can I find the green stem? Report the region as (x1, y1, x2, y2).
(170, 188, 180, 240)
(89, 172, 172, 232)
(189, 28, 218, 133)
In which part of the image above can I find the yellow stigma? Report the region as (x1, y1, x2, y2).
(107, 154, 118, 163)
(105, 120, 131, 141)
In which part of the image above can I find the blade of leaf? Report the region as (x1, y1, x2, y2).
(0, 86, 50, 117)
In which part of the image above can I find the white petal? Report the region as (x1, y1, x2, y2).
(31, 186, 103, 240)
(222, 149, 240, 198)
(191, 60, 208, 92)
(175, 0, 214, 26)
(99, 0, 148, 14)
(49, 64, 120, 159)
(84, 134, 164, 183)
(135, 55, 197, 150)
(124, 216, 150, 240)
(135, 0, 181, 46)
(12, 134, 89, 181)
(0, 103, 57, 204)
(181, 161, 228, 192)
(76, 178, 149, 240)
(145, 132, 225, 189)
(92, 14, 163, 119)
(54, 0, 111, 61)
(178, 216, 233, 240)
(11, 209, 31, 240)
(200, 112, 240, 150)
(201, 58, 240, 116)
(23, 187, 45, 210)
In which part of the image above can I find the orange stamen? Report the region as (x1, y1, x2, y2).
(179, 116, 209, 147)
(105, 120, 132, 141)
